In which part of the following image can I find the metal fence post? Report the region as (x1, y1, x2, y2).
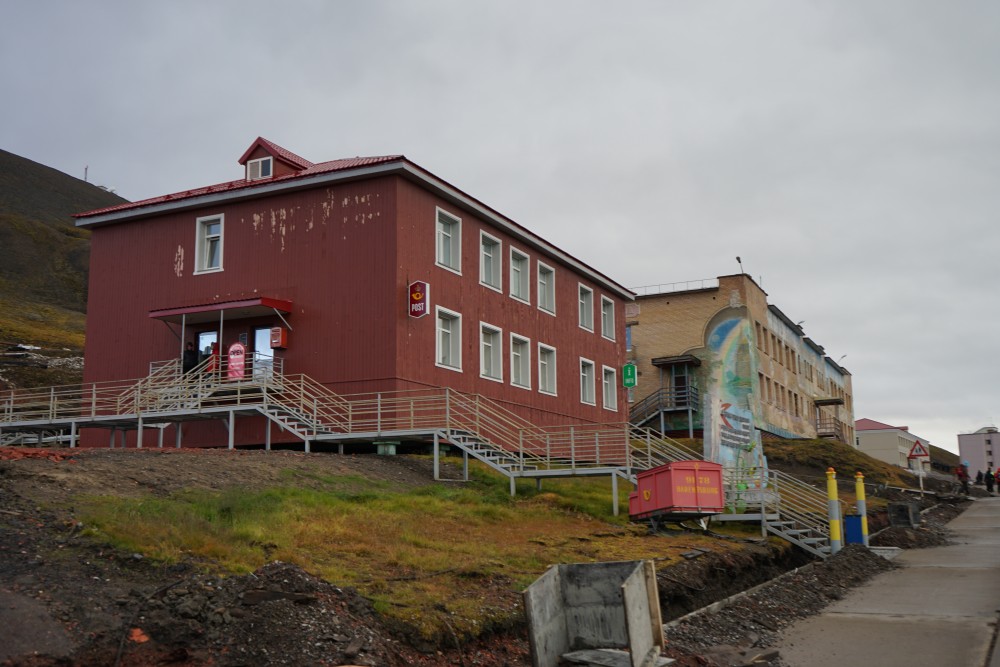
(570, 426, 576, 471)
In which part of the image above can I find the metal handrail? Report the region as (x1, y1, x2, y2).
(2, 362, 700, 479)
(628, 386, 700, 425)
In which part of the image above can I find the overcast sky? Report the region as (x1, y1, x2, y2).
(3, 1, 998, 454)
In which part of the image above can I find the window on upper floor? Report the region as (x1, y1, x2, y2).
(480, 323, 503, 381)
(435, 208, 461, 274)
(602, 366, 617, 411)
(510, 248, 530, 303)
(578, 284, 594, 331)
(246, 157, 273, 181)
(538, 343, 557, 395)
(510, 334, 531, 389)
(480, 231, 502, 291)
(625, 325, 633, 352)
(538, 262, 556, 315)
(195, 214, 224, 274)
(601, 296, 615, 340)
(435, 307, 462, 371)
(580, 358, 596, 405)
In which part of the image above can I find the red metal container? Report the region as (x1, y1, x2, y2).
(629, 460, 724, 520)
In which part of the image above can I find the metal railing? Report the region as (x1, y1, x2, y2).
(725, 466, 833, 540)
(629, 278, 720, 297)
(629, 386, 700, 425)
(1, 360, 695, 479)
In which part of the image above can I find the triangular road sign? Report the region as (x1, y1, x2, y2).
(908, 441, 930, 458)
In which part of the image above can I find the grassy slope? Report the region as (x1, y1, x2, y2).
(77, 462, 753, 643)
(0, 148, 126, 351)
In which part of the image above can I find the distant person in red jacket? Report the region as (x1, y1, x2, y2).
(956, 464, 970, 495)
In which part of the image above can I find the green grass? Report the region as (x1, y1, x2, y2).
(76, 465, 732, 642)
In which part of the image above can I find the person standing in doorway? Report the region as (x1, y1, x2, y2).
(182, 342, 199, 373)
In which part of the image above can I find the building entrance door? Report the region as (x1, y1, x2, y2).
(253, 327, 274, 381)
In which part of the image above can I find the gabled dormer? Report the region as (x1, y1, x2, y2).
(238, 137, 315, 182)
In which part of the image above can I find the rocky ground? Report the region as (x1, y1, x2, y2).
(0, 447, 968, 666)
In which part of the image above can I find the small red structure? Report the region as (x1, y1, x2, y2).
(629, 460, 724, 522)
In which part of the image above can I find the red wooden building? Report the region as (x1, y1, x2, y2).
(75, 138, 633, 447)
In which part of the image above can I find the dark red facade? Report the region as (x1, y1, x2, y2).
(78, 139, 632, 446)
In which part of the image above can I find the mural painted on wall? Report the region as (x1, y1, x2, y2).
(698, 307, 767, 487)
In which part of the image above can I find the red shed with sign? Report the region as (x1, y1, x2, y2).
(629, 460, 724, 521)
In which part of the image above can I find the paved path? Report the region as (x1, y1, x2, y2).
(775, 497, 1000, 667)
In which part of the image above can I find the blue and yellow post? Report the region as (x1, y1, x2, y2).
(855, 471, 869, 547)
(826, 467, 842, 555)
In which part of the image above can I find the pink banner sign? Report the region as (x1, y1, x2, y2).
(227, 342, 246, 380)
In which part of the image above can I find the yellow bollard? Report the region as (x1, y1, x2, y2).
(855, 471, 869, 547)
(826, 467, 842, 555)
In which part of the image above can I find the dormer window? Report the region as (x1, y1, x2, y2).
(247, 157, 273, 181)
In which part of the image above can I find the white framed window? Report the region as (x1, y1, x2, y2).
(194, 214, 224, 274)
(435, 307, 462, 372)
(538, 343, 557, 396)
(601, 296, 615, 340)
(578, 284, 594, 331)
(602, 366, 618, 412)
(510, 334, 531, 389)
(580, 358, 596, 405)
(435, 208, 461, 274)
(246, 156, 273, 181)
(538, 262, 556, 315)
(479, 231, 502, 291)
(510, 248, 530, 303)
(480, 322, 503, 381)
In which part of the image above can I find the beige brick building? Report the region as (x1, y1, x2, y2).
(627, 274, 854, 447)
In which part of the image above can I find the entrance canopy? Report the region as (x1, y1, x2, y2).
(149, 297, 293, 325)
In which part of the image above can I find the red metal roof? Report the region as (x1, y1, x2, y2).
(149, 297, 293, 325)
(855, 418, 907, 431)
(76, 153, 403, 219)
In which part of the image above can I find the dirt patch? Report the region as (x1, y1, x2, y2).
(0, 447, 970, 666)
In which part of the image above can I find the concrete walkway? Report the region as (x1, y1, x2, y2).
(775, 497, 1000, 667)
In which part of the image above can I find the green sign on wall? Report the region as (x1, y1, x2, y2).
(622, 363, 637, 388)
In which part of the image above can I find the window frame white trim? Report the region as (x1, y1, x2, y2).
(579, 357, 596, 406)
(479, 230, 503, 293)
(479, 321, 504, 383)
(602, 365, 618, 412)
(194, 214, 224, 275)
(578, 283, 594, 332)
(538, 343, 557, 396)
(509, 333, 531, 390)
(537, 261, 556, 316)
(509, 246, 531, 304)
(600, 295, 616, 341)
(246, 156, 273, 181)
(435, 207, 462, 275)
(435, 306, 463, 372)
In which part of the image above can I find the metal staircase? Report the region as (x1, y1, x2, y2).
(725, 467, 834, 558)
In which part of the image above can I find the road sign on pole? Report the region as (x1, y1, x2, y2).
(907, 441, 929, 459)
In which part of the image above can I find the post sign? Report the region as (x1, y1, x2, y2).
(907, 441, 930, 459)
(622, 362, 637, 388)
(227, 342, 246, 380)
(409, 280, 430, 318)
